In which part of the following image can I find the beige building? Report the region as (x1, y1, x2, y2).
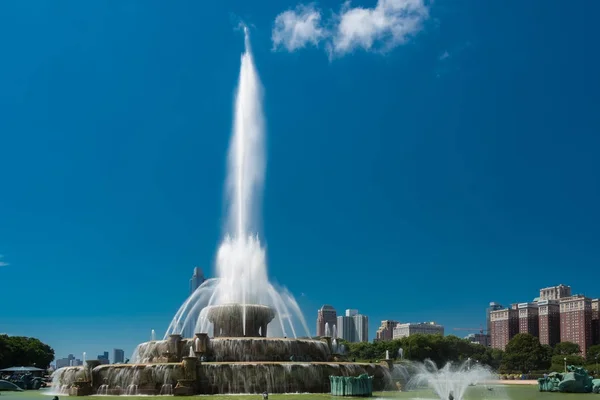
(392, 322, 443, 339)
(375, 320, 399, 341)
(540, 284, 571, 301)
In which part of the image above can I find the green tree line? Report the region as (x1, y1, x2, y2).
(343, 334, 503, 369)
(346, 333, 600, 375)
(0, 334, 55, 370)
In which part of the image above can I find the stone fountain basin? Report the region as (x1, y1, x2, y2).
(90, 361, 391, 394)
(53, 360, 393, 394)
(135, 336, 332, 362)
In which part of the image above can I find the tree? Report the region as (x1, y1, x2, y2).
(587, 344, 600, 362)
(0, 335, 55, 369)
(500, 333, 545, 373)
(486, 348, 504, 370)
(554, 341, 580, 356)
(550, 354, 585, 372)
(540, 344, 553, 369)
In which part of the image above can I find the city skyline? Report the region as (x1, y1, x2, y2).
(1, 0, 599, 360)
(34, 282, 600, 359)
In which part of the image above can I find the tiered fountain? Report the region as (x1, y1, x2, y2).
(51, 27, 393, 396)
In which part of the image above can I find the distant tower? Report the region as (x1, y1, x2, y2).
(190, 267, 205, 294)
(113, 349, 125, 364)
(337, 309, 369, 342)
(486, 302, 503, 343)
(184, 267, 206, 338)
(316, 305, 337, 337)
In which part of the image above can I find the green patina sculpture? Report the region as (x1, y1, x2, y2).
(593, 379, 600, 394)
(538, 365, 594, 393)
(330, 374, 373, 397)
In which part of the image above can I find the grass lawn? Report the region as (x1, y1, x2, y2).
(0, 384, 590, 400)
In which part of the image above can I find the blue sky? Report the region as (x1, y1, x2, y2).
(0, 0, 598, 361)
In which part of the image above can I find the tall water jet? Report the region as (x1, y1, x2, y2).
(162, 27, 309, 341)
(228, 25, 265, 240)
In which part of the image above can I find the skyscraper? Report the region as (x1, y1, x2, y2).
(560, 295, 592, 355)
(486, 302, 504, 347)
(538, 299, 560, 346)
(490, 308, 519, 350)
(97, 351, 109, 364)
(592, 299, 599, 346)
(316, 305, 337, 337)
(184, 267, 206, 338)
(190, 267, 205, 294)
(113, 349, 125, 364)
(336, 309, 368, 342)
(337, 315, 354, 341)
(518, 302, 539, 336)
(354, 313, 369, 342)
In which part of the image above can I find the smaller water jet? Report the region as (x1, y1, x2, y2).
(408, 359, 496, 400)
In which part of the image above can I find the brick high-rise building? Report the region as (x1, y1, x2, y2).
(486, 302, 504, 346)
(540, 284, 571, 301)
(490, 308, 519, 350)
(518, 302, 539, 336)
(560, 295, 592, 355)
(316, 305, 337, 337)
(592, 299, 599, 346)
(375, 320, 399, 341)
(538, 299, 561, 346)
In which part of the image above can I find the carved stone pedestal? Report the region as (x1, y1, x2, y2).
(382, 358, 394, 370)
(69, 380, 93, 396)
(174, 379, 196, 396)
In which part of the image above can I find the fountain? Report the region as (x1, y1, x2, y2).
(407, 359, 496, 400)
(50, 27, 393, 396)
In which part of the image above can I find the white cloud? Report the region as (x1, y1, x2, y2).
(272, 0, 429, 57)
(331, 0, 429, 55)
(439, 50, 450, 60)
(272, 4, 325, 52)
(0, 255, 8, 267)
